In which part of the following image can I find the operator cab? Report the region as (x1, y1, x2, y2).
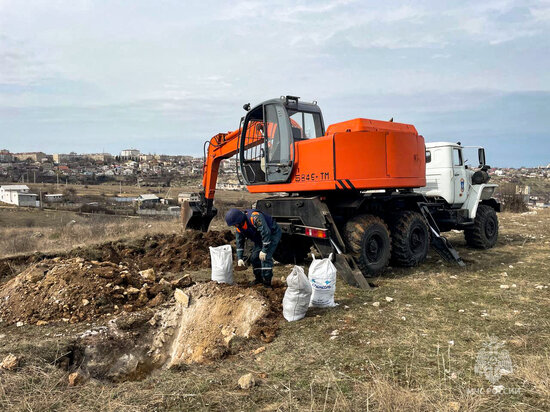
(239, 96, 325, 185)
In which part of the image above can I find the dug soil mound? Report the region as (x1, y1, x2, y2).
(0, 230, 235, 282)
(0, 257, 193, 325)
(69, 230, 235, 273)
(63, 282, 280, 381)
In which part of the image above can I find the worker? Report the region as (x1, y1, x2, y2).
(225, 208, 282, 287)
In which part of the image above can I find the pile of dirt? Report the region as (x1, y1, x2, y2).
(68, 230, 235, 273)
(0, 230, 235, 282)
(0, 257, 193, 325)
(63, 282, 281, 381)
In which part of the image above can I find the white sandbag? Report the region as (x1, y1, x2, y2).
(308, 253, 337, 308)
(283, 266, 312, 322)
(209, 244, 233, 284)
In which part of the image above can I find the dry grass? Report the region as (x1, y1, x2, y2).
(0, 208, 181, 259)
(0, 209, 549, 411)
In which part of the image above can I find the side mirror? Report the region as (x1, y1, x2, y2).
(478, 148, 486, 167)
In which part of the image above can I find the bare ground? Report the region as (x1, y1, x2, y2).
(0, 210, 549, 411)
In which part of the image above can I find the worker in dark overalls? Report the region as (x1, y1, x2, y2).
(225, 208, 282, 287)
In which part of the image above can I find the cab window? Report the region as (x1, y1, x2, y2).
(453, 148, 463, 166)
(289, 111, 323, 140)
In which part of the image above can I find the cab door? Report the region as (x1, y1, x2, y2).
(264, 103, 295, 183)
(452, 147, 467, 205)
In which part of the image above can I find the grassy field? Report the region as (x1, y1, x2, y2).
(0, 209, 549, 411)
(20, 182, 261, 203)
(0, 183, 261, 259)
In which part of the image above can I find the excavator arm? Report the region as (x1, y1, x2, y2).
(182, 125, 264, 231)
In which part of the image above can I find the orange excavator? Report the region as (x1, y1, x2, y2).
(183, 96, 465, 288)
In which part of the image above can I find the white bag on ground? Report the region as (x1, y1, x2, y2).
(209, 244, 233, 284)
(283, 266, 312, 322)
(308, 253, 337, 308)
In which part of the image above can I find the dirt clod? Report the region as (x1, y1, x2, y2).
(174, 289, 190, 307)
(1, 353, 20, 370)
(68, 370, 89, 386)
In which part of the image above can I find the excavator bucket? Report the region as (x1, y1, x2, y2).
(181, 199, 217, 232)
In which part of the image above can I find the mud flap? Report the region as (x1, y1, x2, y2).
(417, 203, 465, 267)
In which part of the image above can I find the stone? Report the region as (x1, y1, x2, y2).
(448, 401, 460, 411)
(36, 320, 49, 326)
(139, 269, 156, 282)
(149, 282, 171, 297)
(15, 321, 24, 327)
(1, 353, 19, 370)
(82, 299, 90, 306)
(174, 289, 190, 307)
(253, 346, 266, 355)
(238, 373, 255, 389)
(171, 274, 193, 288)
(372, 301, 380, 307)
(126, 287, 140, 295)
(68, 370, 88, 386)
(147, 292, 165, 307)
(385, 297, 394, 302)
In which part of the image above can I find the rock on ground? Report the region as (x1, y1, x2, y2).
(1, 353, 19, 370)
(238, 373, 256, 389)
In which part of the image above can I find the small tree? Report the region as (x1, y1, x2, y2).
(499, 183, 528, 213)
(63, 187, 78, 203)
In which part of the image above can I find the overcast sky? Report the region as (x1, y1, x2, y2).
(1, 0, 549, 167)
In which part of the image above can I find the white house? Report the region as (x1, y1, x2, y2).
(136, 194, 160, 207)
(0, 185, 38, 207)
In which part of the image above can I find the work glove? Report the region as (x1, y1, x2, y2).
(237, 259, 245, 267)
(259, 251, 267, 261)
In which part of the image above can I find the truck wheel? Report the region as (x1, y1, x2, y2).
(344, 215, 391, 276)
(389, 211, 430, 267)
(464, 205, 498, 249)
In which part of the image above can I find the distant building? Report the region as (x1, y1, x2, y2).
(121, 149, 140, 159)
(136, 193, 160, 207)
(139, 154, 155, 162)
(13, 152, 47, 162)
(178, 193, 200, 204)
(53, 152, 80, 163)
(87, 153, 113, 162)
(44, 194, 63, 203)
(0, 185, 38, 207)
(0, 149, 12, 163)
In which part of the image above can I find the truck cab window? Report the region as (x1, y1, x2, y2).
(453, 148, 463, 166)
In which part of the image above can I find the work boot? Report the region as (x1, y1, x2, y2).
(248, 278, 262, 287)
(262, 276, 273, 289)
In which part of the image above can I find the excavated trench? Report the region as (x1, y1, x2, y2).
(61, 282, 280, 382)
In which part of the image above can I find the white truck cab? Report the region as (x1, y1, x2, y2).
(419, 142, 498, 219)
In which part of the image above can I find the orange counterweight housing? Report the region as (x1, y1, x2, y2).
(246, 118, 426, 193)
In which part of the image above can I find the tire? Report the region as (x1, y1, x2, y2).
(273, 234, 311, 264)
(464, 205, 499, 249)
(344, 215, 391, 276)
(389, 211, 430, 267)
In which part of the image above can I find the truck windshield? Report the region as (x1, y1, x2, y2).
(289, 111, 324, 140)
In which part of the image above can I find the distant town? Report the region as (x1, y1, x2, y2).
(0, 148, 548, 210)
(0, 148, 242, 188)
